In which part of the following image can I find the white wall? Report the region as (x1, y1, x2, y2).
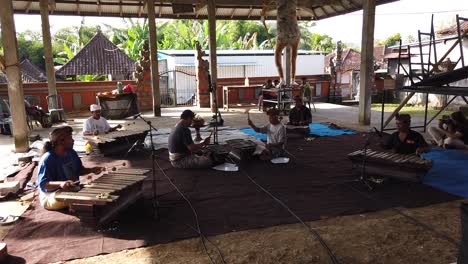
(160, 51, 325, 104)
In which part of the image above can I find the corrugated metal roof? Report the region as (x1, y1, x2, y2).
(55, 31, 135, 76)
(12, 0, 398, 21)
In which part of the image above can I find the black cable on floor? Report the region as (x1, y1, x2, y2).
(347, 183, 460, 247)
(154, 159, 227, 264)
(231, 156, 340, 264)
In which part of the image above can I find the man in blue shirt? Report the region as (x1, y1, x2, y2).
(37, 126, 104, 210)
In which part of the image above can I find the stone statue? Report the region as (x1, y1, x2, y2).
(194, 41, 210, 107)
(275, 0, 300, 85)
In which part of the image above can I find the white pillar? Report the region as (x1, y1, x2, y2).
(358, 0, 376, 125)
(40, 0, 58, 112)
(0, 0, 30, 152)
(147, 0, 161, 116)
(208, 0, 218, 113)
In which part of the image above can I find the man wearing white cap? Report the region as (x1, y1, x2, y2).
(83, 104, 122, 136)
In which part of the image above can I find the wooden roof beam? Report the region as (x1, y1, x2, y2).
(158, 1, 163, 17)
(247, 5, 253, 18)
(25, 1, 33, 13)
(328, 4, 339, 13)
(230, 8, 236, 18)
(76, 0, 80, 15)
(340, 0, 356, 9)
(97, 0, 101, 16)
(319, 6, 329, 16)
(138, 0, 144, 17)
(119, 0, 123, 16)
(300, 7, 317, 19)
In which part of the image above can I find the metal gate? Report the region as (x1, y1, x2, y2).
(159, 69, 197, 107)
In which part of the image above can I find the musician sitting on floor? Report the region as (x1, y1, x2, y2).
(383, 113, 430, 155)
(428, 111, 468, 150)
(248, 108, 287, 160)
(287, 96, 312, 136)
(37, 126, 105, 210)
(168, 110, 213, 169)
(83, 104, 122, 136)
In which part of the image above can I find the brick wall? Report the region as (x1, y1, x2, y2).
(0, 80, 136, 111)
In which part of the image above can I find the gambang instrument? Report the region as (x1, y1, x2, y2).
(55, 168, 150, 227)
(347, 149, 432, 182)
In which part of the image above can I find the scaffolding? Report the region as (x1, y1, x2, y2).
(380, 15, 468, 132)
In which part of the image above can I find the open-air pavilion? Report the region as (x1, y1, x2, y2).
(1, 0, 395, 153)
(1, 1, 467, 264)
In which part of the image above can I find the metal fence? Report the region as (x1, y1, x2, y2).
(159, 69, 197, 107)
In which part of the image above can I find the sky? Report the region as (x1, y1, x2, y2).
(11, 0, 468, 48)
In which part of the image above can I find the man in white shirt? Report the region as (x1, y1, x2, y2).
(83, 104, 122, 136)
(248, 108, 287, 160)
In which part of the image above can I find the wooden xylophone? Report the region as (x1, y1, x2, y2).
(92, 130, 148, 156)
(347, 149, 432, 182)
(55, 168, 150, 227)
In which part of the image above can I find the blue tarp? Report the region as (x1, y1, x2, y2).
(239, 122, 357, 142)
(422, 148, 468, 198)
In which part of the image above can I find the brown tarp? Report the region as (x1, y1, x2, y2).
(3, 134, 459, 264)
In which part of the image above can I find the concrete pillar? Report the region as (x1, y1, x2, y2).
(358, 0, 376, 125)
(208, 0, 218, 112)
(147, 0, 161, 116)
(40, 0, 58, 114)
(0, 0, 30, 152)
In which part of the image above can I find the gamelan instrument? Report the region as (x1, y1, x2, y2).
(226, 139, 257, 163)
(89, 130, 148, 156)
(347, 149, 432, 182)
(55, 168, 150, 227)
(204, 144, 229, 164)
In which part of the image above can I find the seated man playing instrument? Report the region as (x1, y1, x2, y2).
(37, 126, 104, 210)
(383, 114, 430, 155)
(287, 96, 312, 136)
(428, 111, 468, 150)
(168, 110, 213, 169)
(248, 108, 287, 160)
(83, 104, 122, 136)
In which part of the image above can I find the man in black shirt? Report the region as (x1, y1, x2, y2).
(383, 114, 430, 155)
(287, 96, 312, 136)
(168, 110, 212, 169)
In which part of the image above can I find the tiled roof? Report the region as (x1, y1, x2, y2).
(20, 59, 47, 82)
(56, 31, 135, 76)
(437, 20, 468, 37)
(373, 45, 392, 64)
(0, 59, 48, 83)
(325, 49, 361, 72)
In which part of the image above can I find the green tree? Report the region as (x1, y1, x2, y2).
(17, 30, 45, 69)
(378, 33, 402, 47)
(404, 34, 416, 44)
(105, 18, 149, 60)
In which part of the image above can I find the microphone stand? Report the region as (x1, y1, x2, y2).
(359, 130, 374, 191)
(208, 74, 222, 145)
(134, 113, 159, 220)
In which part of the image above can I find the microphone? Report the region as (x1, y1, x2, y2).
(132, 113, 141, 120)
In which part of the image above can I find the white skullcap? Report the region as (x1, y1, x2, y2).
(90, 104, 101, 112)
